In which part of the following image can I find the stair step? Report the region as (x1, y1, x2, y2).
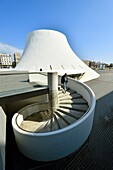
(58, 91, 70, 98)
(66, 89, 76, 94)
(59, 98, 87, 104)
(36, 120, 51, 133)
(59, 105, 88, 112)
(53, 113, 68, 129)
(58, 93, 82, 101)
(57, 108, 85, 119)
(57, 109, 79, 120)
(55, 111, 72, 125)
(72, 98, 87, 103)
(58, 90, 63, 95)
(71, 93, 83, 98)
(59, 103, 88, 110)
(20, 120, 48, 132)
(51, 115, 60, 131)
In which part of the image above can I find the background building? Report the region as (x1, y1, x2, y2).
(83, 59, 109, 70)
(0, 53, 12, 68)
(14, 53, 21, 66)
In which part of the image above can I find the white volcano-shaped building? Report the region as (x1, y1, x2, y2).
(16, 30, 99, 82)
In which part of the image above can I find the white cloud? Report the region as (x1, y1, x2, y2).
(0, 42, 23, 61)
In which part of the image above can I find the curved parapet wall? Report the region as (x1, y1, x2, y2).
(16, 29, 99, 82)
(12, 79, 96, 161)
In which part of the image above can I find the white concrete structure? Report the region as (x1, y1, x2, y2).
(16, 30, 99, 82)
(0, 107, 6, 170)
(12, 78, 95, 161)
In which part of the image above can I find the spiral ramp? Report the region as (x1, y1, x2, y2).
(19, 88, 89, 133)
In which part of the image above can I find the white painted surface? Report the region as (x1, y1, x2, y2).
(67, 77, 96, 107)
(29, 73, 47, 85)
(0, 107, 6, 170)
(48, 72, 58, 91)
(16, 30, 99, 82)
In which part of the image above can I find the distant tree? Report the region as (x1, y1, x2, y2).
(12, 61, 16, 68)
(89, 61, 92, 67)
(109, 63, 113, 69)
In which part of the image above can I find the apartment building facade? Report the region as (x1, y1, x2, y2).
(14, 53, 20, 66)
(0, 53, 12, 68)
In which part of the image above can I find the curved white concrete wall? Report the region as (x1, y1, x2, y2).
(0, 107, 6, 170)
(67, 77, 96, 107)
(16, 30, 99, 82)
(12, 79, 95, 161)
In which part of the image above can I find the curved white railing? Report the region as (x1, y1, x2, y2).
(12, 78, 96, 161)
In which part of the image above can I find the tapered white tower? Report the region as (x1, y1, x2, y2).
(16, 30, 99, 82)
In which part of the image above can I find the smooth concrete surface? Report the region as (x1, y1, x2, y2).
(0, 72, 48, 105)
(86, 69, 113, 100)
(0, 107, 6, 170)
(48, 72, 58, 91)
(48, 72, 58, 112)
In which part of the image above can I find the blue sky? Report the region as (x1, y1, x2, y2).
(0, 0, 113, 64)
